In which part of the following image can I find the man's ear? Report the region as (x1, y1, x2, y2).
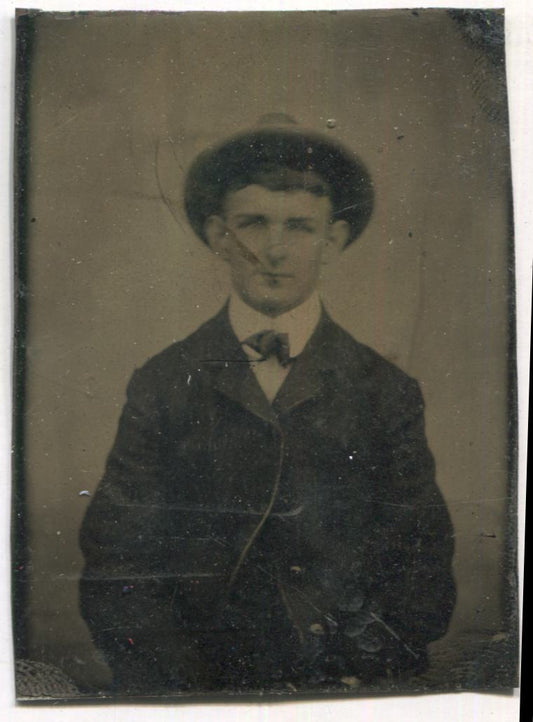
(204, 215, 231, 259)
(322, 220, 350, 264)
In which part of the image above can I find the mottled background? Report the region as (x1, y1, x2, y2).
(16, 9, 516, 691)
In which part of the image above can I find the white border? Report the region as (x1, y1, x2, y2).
(1, 1, 530, 720)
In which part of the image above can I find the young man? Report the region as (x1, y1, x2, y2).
(79, 124, 456, 694)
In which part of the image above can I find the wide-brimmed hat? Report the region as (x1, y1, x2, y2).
(184, 122, 374, 248)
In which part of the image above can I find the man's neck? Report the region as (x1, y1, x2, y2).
(229, 292, 322, 358)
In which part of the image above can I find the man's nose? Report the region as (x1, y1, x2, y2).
(264, 227, 288, 265)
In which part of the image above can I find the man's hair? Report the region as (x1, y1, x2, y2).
(184, 127, 374, 248)
(225, 165, 332, 201)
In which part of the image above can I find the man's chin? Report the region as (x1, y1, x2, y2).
(241, 291, 296, 318)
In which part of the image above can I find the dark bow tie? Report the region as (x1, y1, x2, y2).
(243, 330, 291, 367)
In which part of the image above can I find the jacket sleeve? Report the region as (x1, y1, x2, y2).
(366, 376, 456, 659)
(79, 368, 205, 693)
(325, 376, 456, 682)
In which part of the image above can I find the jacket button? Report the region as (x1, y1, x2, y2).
(309, 623, 325, 636)
(289, 565, 303, 575)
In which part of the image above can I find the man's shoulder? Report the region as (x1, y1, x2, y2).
(321, 317, 424, 424)
(322, 313, 417, 389)
(132, 307, 232, 380)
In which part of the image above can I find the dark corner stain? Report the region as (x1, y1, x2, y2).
(396, 135, 405, 141)
(448, 9, 505, 68)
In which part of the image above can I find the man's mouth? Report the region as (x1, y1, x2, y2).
(259, 271, 293, 279)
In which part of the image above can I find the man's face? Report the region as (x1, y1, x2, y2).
(205, 184, 348, 317)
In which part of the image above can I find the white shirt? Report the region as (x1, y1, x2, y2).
(228, 292, 322, 403)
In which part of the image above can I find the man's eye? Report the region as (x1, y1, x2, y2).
(237, 218, 265, 229)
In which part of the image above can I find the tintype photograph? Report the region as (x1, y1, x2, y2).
(13, 8, 519, 701)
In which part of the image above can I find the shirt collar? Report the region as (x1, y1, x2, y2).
(228, 292, 322, 358)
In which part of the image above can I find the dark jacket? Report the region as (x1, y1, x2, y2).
(79, 306, 456, 693)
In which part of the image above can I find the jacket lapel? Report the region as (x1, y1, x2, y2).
(216, 360, 280, 428)
(199, 307, 280, 427)
(273, 311, 339, 416)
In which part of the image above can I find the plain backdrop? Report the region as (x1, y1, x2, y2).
(3, 3, 528, 718)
